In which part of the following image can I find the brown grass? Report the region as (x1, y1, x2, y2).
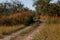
(32, 16, 60, 40)
(0, 24, 25, 35)
(0, 11, 33, 25)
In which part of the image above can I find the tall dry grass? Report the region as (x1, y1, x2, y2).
(32, 16, 60, 40)
(0, 24, 25, 39)
(0, 11, 34, 25)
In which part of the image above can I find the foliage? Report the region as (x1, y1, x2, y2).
(33, 0, 60, 16)
(0, 0, 24, 15)
(0, 0, 36, 26)
(0, 11, 35, 25)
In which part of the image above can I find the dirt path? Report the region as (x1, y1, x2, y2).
(0, 26, 32, 40)
(24, 23, 45, 40)
(0, 22, 45, 40)
(15, 23, 45, 40)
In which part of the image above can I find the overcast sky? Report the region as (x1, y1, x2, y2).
(0, 0, 58, 10)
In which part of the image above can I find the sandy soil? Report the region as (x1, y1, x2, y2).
(0, 22, 45, 40)
(15, 23, 45, 40)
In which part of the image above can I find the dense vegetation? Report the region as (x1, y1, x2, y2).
(34, 0, 60, 16)
(32, 0, 60, 40)
(0, 0, 38, 26)
(0, 0, 39, 38)
(32, 16, 60, 40)
(0, 0, 60, 40)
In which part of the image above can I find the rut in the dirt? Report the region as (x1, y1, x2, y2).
(0, 22, 44, 40)
(15, 23, 45, 40)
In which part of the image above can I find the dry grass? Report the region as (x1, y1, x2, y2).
(0, 11, 33, 25)
(32, 24, 60, 40)
(40, 15, 49, 21)
(32, 16, 60, 40)
(0, 24, 25, 36)
(10, 37, 16, 40)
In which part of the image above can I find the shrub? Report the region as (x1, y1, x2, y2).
(0, 11, 35, 26)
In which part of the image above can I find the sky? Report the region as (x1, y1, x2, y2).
(50, 0, 58, 3)
(20, 0, 35, 10)
(0, 0, 58, 10)
(20, 0, 58, 10)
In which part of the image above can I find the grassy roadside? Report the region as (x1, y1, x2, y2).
(32, 16, 60, 40)
(0, 24, 25, 39)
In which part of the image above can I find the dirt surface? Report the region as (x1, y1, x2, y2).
(0, 23, 45, 40)
(15, 23, 45, 40)
(0, 26, 32, 40)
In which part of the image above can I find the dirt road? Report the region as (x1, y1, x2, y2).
(0, 26, 32, 40)
(0, 22, 45, 40)
(15, 23, 45, 40)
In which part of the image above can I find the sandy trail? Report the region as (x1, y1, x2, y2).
(0, 26, 31, 40)
(0, 22, 45, 40)
(15, 23, 45, 40)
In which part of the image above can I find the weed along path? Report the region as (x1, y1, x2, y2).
(0, 22, 45, 40)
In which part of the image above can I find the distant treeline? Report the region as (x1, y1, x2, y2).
(34, 0, 60, 16)
(0, 0, 39, 26)
(0, 0, 30, 15)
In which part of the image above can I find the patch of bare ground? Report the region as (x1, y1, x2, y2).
(0, 22, 44, 40)
(15, 23, 45, 40)
(0, 26, 31, 40)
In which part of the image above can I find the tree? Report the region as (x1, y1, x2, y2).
(34, 0, 51, 15)
(33, 0, 60, 16)
(47, 3, 60, 16)
(11, 0, 24, 12)
(0, 0, 24, 15)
